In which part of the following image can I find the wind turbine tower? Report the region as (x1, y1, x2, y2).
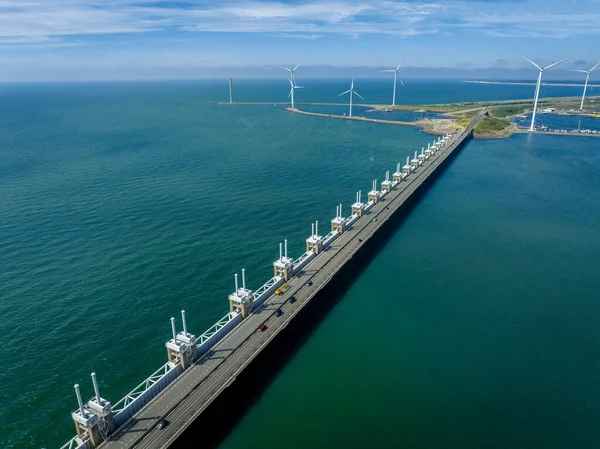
(382, 62, 404, 106)
(338, 79, 363, 117)
(522, 55, 571, 131)
(228, 77, 233, 104)
(288, 77, 303, 109)
(572, 62, 599, 110)
(281, 65, 302, 108)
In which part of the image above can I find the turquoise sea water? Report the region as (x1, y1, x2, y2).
(0, 80, 599, 449)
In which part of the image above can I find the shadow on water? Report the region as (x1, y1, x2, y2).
(171, 135, 472, 449)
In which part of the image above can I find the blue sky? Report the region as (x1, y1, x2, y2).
(0, 0, 599, 81)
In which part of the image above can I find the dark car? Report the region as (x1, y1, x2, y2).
(307, 281, 313, 287)
(289, 296, 296, 304)
(259, 323, 267, 332)
(158, 419, 169, 430)
(275, 309, 283, 317)
(358, 238, 363, 242)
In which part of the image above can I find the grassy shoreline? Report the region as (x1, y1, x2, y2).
(369, 95, 599, 137)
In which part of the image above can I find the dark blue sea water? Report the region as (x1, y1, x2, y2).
(0, 80, 599, 449)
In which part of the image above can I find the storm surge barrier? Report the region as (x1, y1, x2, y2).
(59, 113, 483, 449)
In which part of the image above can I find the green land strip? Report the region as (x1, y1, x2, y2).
(381, 95, 599, 115)
(369, 95, 599, 137)
(473, 116, 512, 136)
(451, 113, 511, 138)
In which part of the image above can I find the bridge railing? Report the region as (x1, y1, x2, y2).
(59, 437, 91, 449)
(344, 214, 359, 229)
(197, 311, 238, 346)
(196, 311, 242, 357)
(253, 276, 282, 300)
(322, 230, 339, 248)
(293, 251, 316, 274)
(112, 361, 183, 427)
(293, 251, 312, 267)
(252, 276, 285, 309)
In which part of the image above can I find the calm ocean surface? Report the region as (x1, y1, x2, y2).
(0, 80, 599, 449)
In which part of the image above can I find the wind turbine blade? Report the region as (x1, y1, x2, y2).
(280, 66, 292, 72)
(354, 91, 364, 100)
(400, 79, 405, 87)
(571, 69, 589, 73)
(396, 62, 402, 71)
(382, 70, 395, 72)
(521, 55, 542, 71)
(590, 62, 600, 72)
(351, 79, 354, 89)
(292, 64, 299, 72)
(295, 86, 304, 89)
(543, 56, 572, 70)
(338, 90, 351, 97)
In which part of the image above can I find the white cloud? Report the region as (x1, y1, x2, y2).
(0, 0, 598, 48)
(0, 35, 87, 48)
(275, 33, 323, 40)
(218, 2, 372, 22)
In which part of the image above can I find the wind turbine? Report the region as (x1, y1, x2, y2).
(382, 62, 404, 106)
(288, 76, 303, 109)
(522, 55, 572, 131)
(338, 79, 363, 117)
(281, 64, 299, 85)
(572, 62, 599, 110)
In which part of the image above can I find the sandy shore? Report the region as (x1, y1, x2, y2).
(416, 118, 462, 135)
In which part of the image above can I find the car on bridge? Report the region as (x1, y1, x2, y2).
(259, 323, 267, 332)
(157, 419, 169, 430)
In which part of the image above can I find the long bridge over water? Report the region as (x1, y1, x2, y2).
(60, 112, 485, 449)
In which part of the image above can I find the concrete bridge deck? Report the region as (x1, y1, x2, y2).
(96, 113, 484, 449)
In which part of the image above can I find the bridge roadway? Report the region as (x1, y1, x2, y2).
(100, 114, 481, 449)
